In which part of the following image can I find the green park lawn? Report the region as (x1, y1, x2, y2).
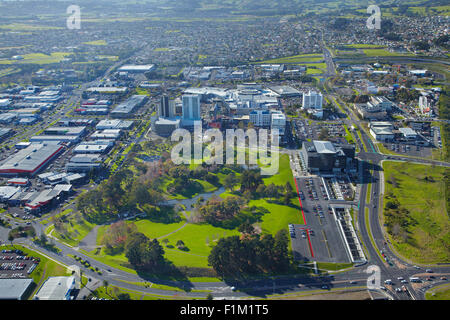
(53, 214, 95, 247)
(4, 52, 71, 65)
(160, 223, 240, 268)
(130, 218, 186, 239)
(255, 53, 323, 64)
(262, 153, 295, 188)
(382, 161, 450, 264)
(252, 198, 304, 234)
(363, 49, 415, 57)
(81, 150, 299, 272)
(342, 44, 386, 49)
(83, 40, 107, 45)
(0, 23, 62, 31)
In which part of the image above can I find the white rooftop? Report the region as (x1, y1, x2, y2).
(34, 276, 75, 300)
(313, 141, 336, 154)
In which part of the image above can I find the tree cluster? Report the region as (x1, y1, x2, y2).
(77, 169, 164, 223)
(125, 232, 166, 272)
(100, 221, 138, 254)
(208, 230, 291, 278)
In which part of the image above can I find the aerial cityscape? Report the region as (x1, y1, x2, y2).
(0, 0, 448, 306)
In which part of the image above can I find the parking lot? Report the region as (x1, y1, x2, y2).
(383, 142, 432, 158)
(290, 176, 352, 263)
(293, 119, 349, 145)
(0, 249, 40, 279)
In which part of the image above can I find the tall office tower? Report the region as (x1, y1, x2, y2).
(302, 90, 323, 109)
(182, 94, 201, 120)
(159, 96, 170, 118)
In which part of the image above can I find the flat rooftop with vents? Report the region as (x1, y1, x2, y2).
(0, 143, 64, 176)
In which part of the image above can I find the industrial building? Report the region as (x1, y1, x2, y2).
(86, 87, 128, 95)
(0, 113, 17, 124)
(368, 96, 393, 112)
(95, 119, 134, 130)
(25, 184, 73, 213)
(57, 118, 96, 127)
(73, 140, 113, 154)
(66, 154, 103, 172)
(369, 122, 395, 142)
(34, 276, 76, 300)
(0, 143, 64, 176)
(0, 279, 34, 300)
(90, 129, 122, 140)
(269, 86, 302, 97)
(44, 126, 86, 137)
(399, 127, 418, 140)
(118, 64, 155, 73)
(0, 128, 13, 141)
(111, 95, 148, 117)
(300, 140, 356, 173)
(29, 135, 81, 145)
(0, 98, 12, 109)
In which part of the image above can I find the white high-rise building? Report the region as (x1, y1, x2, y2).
(182, 94, 201, 121)
(271, 112, 286, 136)
(419, 95, 431, 114)
(249, 110, 271, 127)
(302, 90, 323, 110)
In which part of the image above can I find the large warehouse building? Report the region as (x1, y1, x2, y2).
(34, 276, 76, 300)
(0, 143, 64, 176)
(0, 279, 34, 300)
(300, 140, 356, 173)
(111, 95, 148, 118)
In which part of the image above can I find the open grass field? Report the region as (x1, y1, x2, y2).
(363, 49, 415, 57)
(160, 222, 240, 268)
(83, 40, 107, 46)
(262, 153, 295, 189)
(255, 54, 323, 64)
(154, 47, 170, 52)
(128, 218, 186, 239)
(382, 161, 450, 264)
(53, 214, 95, 247)
(0, 67, 21, 77)
(0, 52, 71, 65)
(426, 283, 450, 300)
(342, 44, 386, 49)
(252, 198, 304, 234)
(0, 23, 62, 31)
